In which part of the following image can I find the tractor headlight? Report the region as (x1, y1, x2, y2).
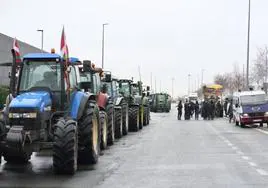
(9, 112, 37, 119)
(22, 113, 37, 118)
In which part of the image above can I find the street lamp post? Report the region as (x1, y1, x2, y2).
(201, 69, 205, 87)
(101, 23, 109, 69)
(172, 77, 174, 100)
(246, 0, 251, 89)
(188, 74, 191, 95)
(37, 29, 44, 51)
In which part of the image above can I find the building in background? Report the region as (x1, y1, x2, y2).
(0, 33, 42, 86)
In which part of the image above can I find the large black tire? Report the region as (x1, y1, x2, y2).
(0, 120, 5, 164)
(78, 101, 100, 164)
(139, 106, 143, 130)
(3, 150, 32, 164)
(53, 118, 78, 174)
(106, 104, 115, 145)
(129, 106, 139, 132)
(122, 104, 128, 135)
(100, 111, 108, 150)
(114, 108, 123, 139)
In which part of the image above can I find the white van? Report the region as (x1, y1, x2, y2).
(232, 90, 268, 127)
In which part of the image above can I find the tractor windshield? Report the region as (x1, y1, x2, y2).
(120, 82, 131, 96)
(19, 61, 61, 92)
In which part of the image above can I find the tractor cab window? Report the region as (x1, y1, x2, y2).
(120, 82, 130, 96)
(79, 72, 92, 92)
(69, 66, 77, 89)
(19, 61, 61, 92)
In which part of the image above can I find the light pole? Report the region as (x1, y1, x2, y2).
(171, 77, 174, 100)
(37, 29, 44, 51)
(188, 74, 191, 95)
(246, 0, 251, 89)
(101, 23, 109, 69)
(201, 69, 205, 87)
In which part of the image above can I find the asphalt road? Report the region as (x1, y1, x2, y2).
(2, 106, 268, 187)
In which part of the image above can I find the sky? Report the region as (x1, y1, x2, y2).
(1, 0, 268, 97)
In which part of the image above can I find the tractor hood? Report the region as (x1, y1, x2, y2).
(9, 91, 52, 112)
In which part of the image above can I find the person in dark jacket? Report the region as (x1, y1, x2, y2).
(202, 100, 209, 120)
(208, 100, 215, 120)
(194, 101, 200, 120)
(184, 100, 191, 120)
(223, 99, 228, 117)
(177, 100, 183, 120)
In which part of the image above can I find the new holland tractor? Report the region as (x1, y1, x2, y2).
(75, 60, 114, 148)
(0, 51, 101, 174)
(132, 81, 150, 128)
(101, 71, 128, 138)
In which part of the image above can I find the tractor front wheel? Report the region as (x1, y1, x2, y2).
(106, 104, 115, 145)
(53, 118, 78, 174)
(129, 106, 139, 132)
(114, 108, 123, 139)
(100, 111, 108, 150)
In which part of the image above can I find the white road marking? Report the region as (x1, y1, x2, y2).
(248, 162, 257, 167)
(255, 128, 268, 135)
(232, 146, 237, 150)
(236, 151, 244, 155)
(242, 156, 250, 160)
(256, 169, 268, 176)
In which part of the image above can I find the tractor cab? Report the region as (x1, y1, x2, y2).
(77, 60, 102, 95)
(101, 71, 120, 99)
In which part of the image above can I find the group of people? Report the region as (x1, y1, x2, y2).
(177, 99, 224, 121)
(177, 100, 200, 120)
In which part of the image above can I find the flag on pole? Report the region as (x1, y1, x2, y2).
(13, 38, 21, 63)
(60, 27, 69, 61)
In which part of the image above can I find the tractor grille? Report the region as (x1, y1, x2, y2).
(249, 112, 264, 117)
(9, 107, 40, 130)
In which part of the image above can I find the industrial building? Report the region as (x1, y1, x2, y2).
(0, 33, 42, 86)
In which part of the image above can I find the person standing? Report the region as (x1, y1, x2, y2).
(184, 100, 191, 120)
(227, 100, 233, 123)
(208, 100, 215, 120)
(194, 101, 200, 120)
(177, 100, 183, 120)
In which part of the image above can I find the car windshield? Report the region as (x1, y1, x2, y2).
(240, 94, 267, 105)
(19, 61, 61, 92)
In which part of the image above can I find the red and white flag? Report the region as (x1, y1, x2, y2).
(13, 38, 21, 63)
(60, 27, 69, 61)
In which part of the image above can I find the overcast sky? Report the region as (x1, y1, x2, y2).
(1, 0, 268, 96)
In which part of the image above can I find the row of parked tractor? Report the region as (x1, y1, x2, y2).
(0, 49, 151, 174)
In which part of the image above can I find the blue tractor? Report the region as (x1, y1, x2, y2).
(0, 52, 101, 174)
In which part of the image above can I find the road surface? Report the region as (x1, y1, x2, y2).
(2, 106, 268, 187)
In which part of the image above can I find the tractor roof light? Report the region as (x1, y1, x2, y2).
(51, 48, 56, 54)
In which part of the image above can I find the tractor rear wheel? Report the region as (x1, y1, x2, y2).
(100, 111, 108, 150)
(0, 120, 5, 164)
(114, 108, 123, 139)
(129, 106, 139, 132)
(53, 118, 78, 174)
(139, 106, 143, 130)
(78, 101, 100, 164)
(106, 104, 114, 145)
(122, 104, 128, 135)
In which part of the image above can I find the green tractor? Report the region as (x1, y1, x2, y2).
(150, 93, 171, 113)
(101, 72, 128, 138)
(118, 79, 140, 131)
(132, 81, 150, 127)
